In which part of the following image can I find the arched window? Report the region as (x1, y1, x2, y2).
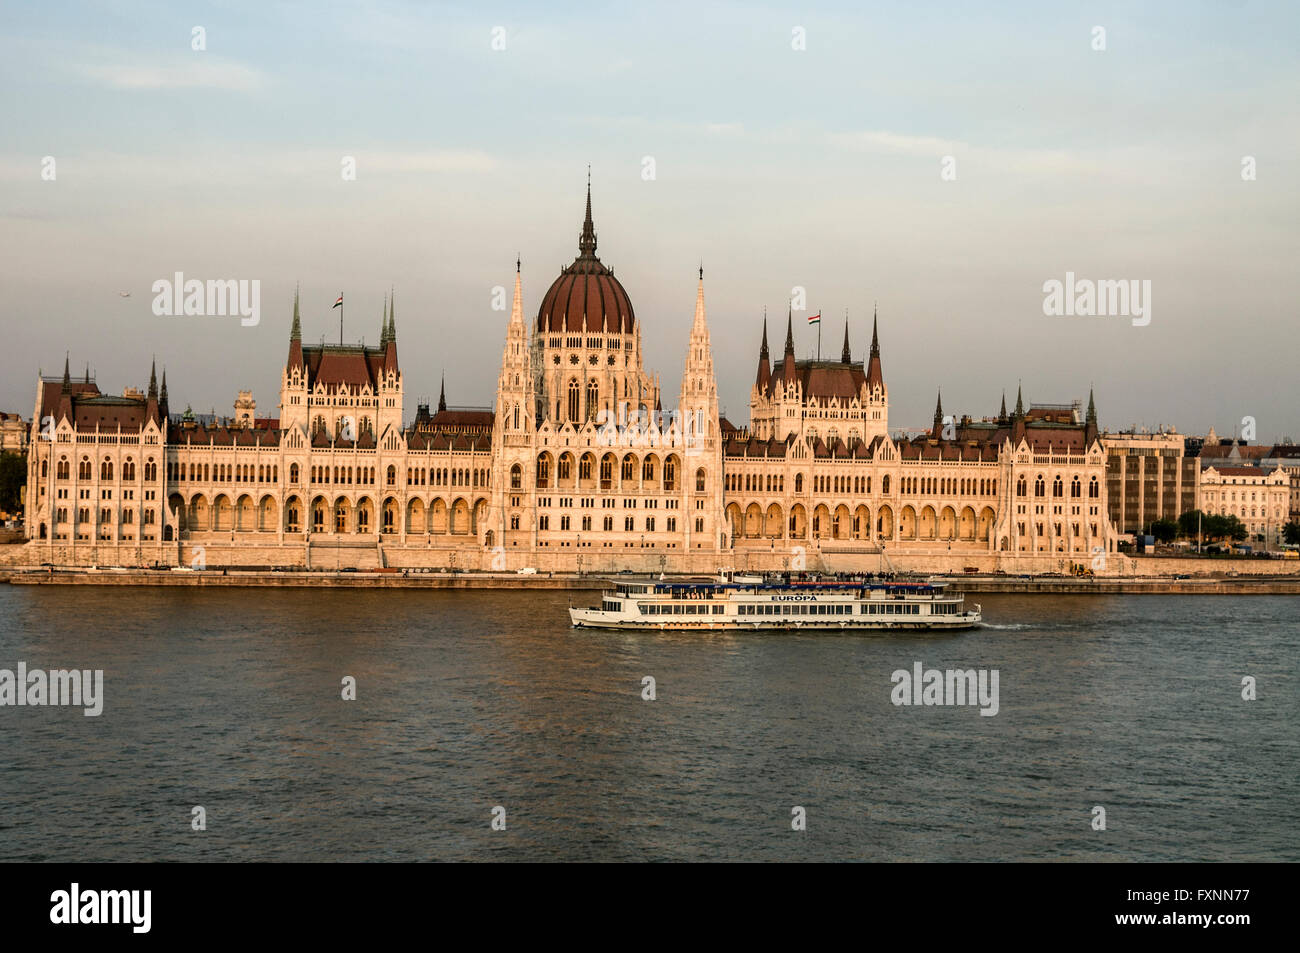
(57, 457, 69, 480)
(586, 381, 598, 419)
(579, 456, 592, 481)
(696, 468, 706, 492)
(79, 457, 91, 480)
(622, 456, 635, 482)
(642, 458, 654, 482)
(386, 465, 396, 486)
(1089, 476, 1099, 499)
(568, 379, 580, 422)
(41, 459, 48, 478)
(1053, 475, 1063, 497)
(1071, 476, 1081, 498)
(664, 459, 676, 491)
(882, 475, 890, 495)
(1016, 476, 1027, 497)
(122, 458, 135, 481)
(1034, 476, 1045, 497)
(795, 473, 804, 493)
(558, 456, 571, 481)
(510, 464, 522, 490)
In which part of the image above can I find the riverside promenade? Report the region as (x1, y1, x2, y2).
(3, 567, 1300, 594)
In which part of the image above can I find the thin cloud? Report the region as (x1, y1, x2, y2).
(80, 57, 264, 92)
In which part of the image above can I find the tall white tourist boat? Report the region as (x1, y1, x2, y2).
(569, 575, 981, 631)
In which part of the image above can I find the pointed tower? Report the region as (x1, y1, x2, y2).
(160, 368, 169, 417)
(280, 287, 309, 433)
(781, 306, 798, 387)
(998, 391, 1008, 426)
(755, 316, 771, 393)
(1085, 387, 1099, 445)
(933, 390, 944, 438)
(1012, 384, 1027, 443)
(866, 306, 884, 391)
(841, 318, 852, 364)
(438, 375, 447, 413)
(679, 267, 722, 552)
(288, 286, 305, 372)
(145, 358, 160, 425)
(379, 294, 389, 346)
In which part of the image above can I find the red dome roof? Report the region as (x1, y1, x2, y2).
(537, 183, 635, 334)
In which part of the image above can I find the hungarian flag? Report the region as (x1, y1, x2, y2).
(333, 294, 344, 309)
(807, 312, 820, 325)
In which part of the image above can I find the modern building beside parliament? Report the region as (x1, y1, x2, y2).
(22, 184, 1120, 572)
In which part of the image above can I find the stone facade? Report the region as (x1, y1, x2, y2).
(21, 184, 1122, 572)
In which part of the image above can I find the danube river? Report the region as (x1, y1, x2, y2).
(0, 586, 1295, 862)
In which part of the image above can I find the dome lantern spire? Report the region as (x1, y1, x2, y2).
(578, 167, 597, 258)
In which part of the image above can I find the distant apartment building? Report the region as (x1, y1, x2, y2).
(1198, 465, 1289, 545)
(0, 412, 29, 454)
(1260, 444, 1300, 522)
(1100, 429, 1197, 534)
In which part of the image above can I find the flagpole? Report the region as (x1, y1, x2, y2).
(339, 293, 344, 346)
(817, 315, 821, 361)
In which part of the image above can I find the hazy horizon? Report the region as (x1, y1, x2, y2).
(2, 1, 1297, 440)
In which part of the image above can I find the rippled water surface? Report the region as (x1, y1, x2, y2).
(0, 586, 1296, 861)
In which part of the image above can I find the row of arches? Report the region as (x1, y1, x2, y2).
(726, 502, 997, 543)
(44, 455, 158, 482)
(1016, 474, 1100, 499)
(169, 493, 490, 537)
(530, 452, 705, 493)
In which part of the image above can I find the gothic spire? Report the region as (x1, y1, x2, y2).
(438, 374, 446, 413)
(1014, 383, 1025, 418)
(160, 368, 168, 404)
(755, 313, 771, 391)
(578, 169, 597, 257)
(148, 358, 158, 399)
(389, 289, 396, 342)
(865, 305, 884, 390)
(290, 285, 301, 341)
(999, 391, 1008, 422)
(841, 316, 851, 364)
(61, 353, 70, 394)
(933, 389, 944, 437)
(380, 293, 389, 346)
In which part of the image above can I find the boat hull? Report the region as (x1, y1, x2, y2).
(569, 607, 982, 631)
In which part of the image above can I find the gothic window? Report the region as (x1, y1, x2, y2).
(664, 460, 676, 491)
(568, 379, 580, 422)
(882, 475, 890, 495)
(795, 473, 804, 493)
(511, 465, 522, 490)
(1071, 476, 1081, 498)
(1053, 475, 1063, 497)
(696, 468, 706, 492)
(558, 456, 571, 481)
(622, 456, 635, 482)
(123, 459, 135, 481)
(1089, 476, 1099, 499)
(1034, 475, 1045, 497)
(79, 457, 91, 480)
(386, 465, 396, 486)
(586, 381, 598, 417)
(579, 456, 592, 481)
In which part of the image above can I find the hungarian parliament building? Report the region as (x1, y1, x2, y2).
(22, 185, 1119, 572)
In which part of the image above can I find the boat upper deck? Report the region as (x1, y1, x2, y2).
(610, 576, 955, 599)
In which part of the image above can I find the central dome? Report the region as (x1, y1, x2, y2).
(537, 183, 635, 334)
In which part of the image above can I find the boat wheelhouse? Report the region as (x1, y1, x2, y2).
(569, 575, 981, 631)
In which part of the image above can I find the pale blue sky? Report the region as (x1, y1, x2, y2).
(2, 1, 1297, 437)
